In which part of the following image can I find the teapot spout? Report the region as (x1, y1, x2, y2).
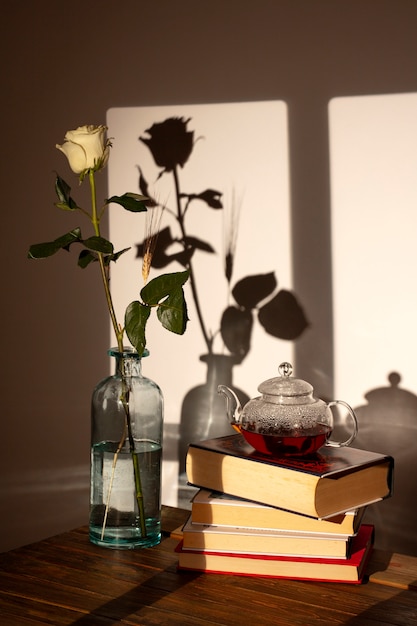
(217, 385, 242, 430)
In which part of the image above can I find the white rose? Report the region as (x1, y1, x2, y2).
(56, 125, 111, 175)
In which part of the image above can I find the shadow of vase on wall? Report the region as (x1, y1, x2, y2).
(177, 353, 250, 508)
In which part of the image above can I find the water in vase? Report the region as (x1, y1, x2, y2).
(90, 439, 161, 549)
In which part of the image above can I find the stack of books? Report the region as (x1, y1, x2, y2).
(175, 433, 394, 583)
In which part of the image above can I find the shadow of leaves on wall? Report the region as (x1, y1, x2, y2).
(135, 116, 309, 362)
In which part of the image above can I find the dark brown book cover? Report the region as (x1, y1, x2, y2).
(186, 435, 394, 518)
(189, 434, 394, 479)
(176, 524, 375, 584)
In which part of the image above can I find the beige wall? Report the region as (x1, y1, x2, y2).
(2, 0, 417, 552)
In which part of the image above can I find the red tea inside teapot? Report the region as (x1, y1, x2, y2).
(238, 423, 332, 457)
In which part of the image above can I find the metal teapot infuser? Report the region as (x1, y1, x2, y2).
(218, 362, 358, 457)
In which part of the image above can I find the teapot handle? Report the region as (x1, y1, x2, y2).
(326, 400, 358, 447)
(217, 385, 242, 430)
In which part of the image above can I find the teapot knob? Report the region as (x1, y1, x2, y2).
(278, 362, 293, 378)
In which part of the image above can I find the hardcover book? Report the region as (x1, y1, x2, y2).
(191, 489, 365, 536)
(181, 516, 354, 558)
(186, 434, 393, 519)
(176, 523, 375, 583)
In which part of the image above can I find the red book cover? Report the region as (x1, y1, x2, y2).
(176, 524, 375, 584)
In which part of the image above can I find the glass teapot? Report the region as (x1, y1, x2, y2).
(218, 362, 358, 457)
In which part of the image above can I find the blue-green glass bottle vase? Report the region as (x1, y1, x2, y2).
(90, 347, 163, 549)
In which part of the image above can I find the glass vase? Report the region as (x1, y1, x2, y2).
(89, 347, 163, 549)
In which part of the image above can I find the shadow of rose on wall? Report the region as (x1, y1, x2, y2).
(135, 116, 309, 362)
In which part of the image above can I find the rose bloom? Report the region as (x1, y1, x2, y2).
(56, 125, 111, 175)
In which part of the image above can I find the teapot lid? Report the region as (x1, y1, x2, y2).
(258, 362, 313, 402)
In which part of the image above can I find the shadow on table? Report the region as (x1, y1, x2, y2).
(69, 566, 200, 625)
(344, 551, 417, 626)
(343, 587, 417, 624)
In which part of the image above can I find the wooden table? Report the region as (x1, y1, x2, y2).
(1, 506, 416, 625)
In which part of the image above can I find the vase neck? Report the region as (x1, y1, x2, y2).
(200, 354, 236, 387)
(108, 347, 148, 378)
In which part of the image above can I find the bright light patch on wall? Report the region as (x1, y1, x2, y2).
(329, 93, 417, 407)
(106, 102, 291, 505)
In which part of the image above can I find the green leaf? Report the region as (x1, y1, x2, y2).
(106, 193, 149, 213)
(28, 228, 82, 259)
(55, 202, 76, 212)
(28, 241, 62, 258)
(125, 301, 151, 355)
(111, 247, 131, 262)
(55, 228, 82, 249)
(82, 236, 114, 254)
(141, 270, 189, 306)
(78, 249, 96, 268)
(125, 271, 189, 351)
(156, 286, 189, 334)
(54, 175, 78, 210)
(78, 246, 131, 268)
